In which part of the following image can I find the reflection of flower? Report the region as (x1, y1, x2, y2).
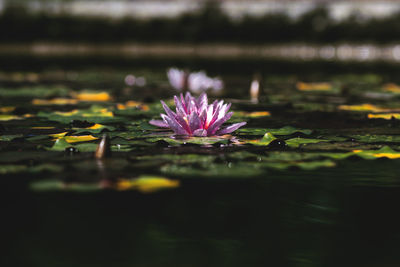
(150, 93, 246, 137)
(167, 68, 223, 93)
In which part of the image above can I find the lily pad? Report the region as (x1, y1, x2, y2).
(237, 126, 312, 136)
(285, 137, 329, 148)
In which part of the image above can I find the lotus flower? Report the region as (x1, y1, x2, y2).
(149, 93, 246, 137)
(167, 68, 223, 93)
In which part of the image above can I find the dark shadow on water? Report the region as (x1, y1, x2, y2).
(2, 164, 400, 267)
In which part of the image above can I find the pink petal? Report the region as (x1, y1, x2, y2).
(149, 119, 169, 128)
(193, 129, 208, 137)
(208, 112, 233, 135)
(163, 115, 189, 135)
(161, 100, 177, 119)
(216, 122, 246, 135)
(189, 112, 201, 132)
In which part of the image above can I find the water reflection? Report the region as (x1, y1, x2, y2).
(3, 170, 400, 266)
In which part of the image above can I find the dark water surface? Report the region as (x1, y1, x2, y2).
(2, 56, 400, 267)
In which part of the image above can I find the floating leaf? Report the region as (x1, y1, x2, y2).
(338, 104, 400, 113)
(32, 98, 78, 105)
(31, 126, 55, 130)
(49, 132, 69, 138)
(37, 106, 119, 123)
(0, 163, 63, 174)
(116, 101, 149, 111)
(367, 113, 400, 120)
(63, 135, 98, 143)
(72, 91, 112, 102)
(0, 164, 27, 174)
(296, 82, 332, 91)
(161, 162, 264, 178)
(382, 83, 400, 93)
(237, 126, 312, 136)
(285, 137, 329, 148)
(353, 146, 400, 159)
(235, 111, 271, 118)
(0, 134, 23, 141)
(246, 132, 277, 146)
(262, 160, 336, 170)
(117, 176, 180, 193)
(350, 135, 400, 143)
(0, 86, 69, 98)
(0, 114, 22, 121)
(30, 180, 101, 192)
(0, 106, 15, 113)
(73, 123, 116, 134)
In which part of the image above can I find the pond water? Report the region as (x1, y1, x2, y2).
(2, 56, 400, 267)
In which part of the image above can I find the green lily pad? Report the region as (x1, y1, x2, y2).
(237, 126, 312, 136)
(353, 146, 400, 160)
(30, 180, 101, 192)
(0, 86, 69, 98)
(350, 135, 400, 143)
(285, 138, 329, 148)
(262, 159, 336, 170)
(161, 162, 264, 178)
(0, 134, 23, 141)
(246, 132, 277, 146)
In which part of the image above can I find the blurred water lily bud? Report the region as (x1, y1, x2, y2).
(95, 134, 111, 159)
(167, 67, 223, 94)
(250, 73, 262, 103)
(124, 74, 136, 86)
(135, 77, 146, 87)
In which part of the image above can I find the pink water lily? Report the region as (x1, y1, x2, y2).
(149, 93, 246, 137)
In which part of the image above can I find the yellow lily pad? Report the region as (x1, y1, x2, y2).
(296, 82, 332, 91)
(117, 101, 149, 111)
(82, 108, 113, 117)
(237, 111, 271, 118)
(0, 106, 15, 113)
(382, 83, 400, 93)
(55, 109, 79, 116)
(63, 135, 99, 143)
(86, 123, 104, 130)
(49, 132, 69, 138)
(367, 113, 400, 120)
(338, 104, 389, 112)
(353, 146, 400, 159)
(32, 98, 78, 105)
(73, 91, 112, 102)
(0, 114, 22, 121)
(117, 176, 180, 193)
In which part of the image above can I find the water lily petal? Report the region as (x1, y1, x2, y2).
(216, 122, 247, 135)
(208, 112, 233, 135)
(196, 93, 208, 113)
(149, 119, 169, 128)
(193, 129, 208, 137)
(161, 100, 177, 119)
(163, 115, 189, 135)
(174, 95, 187, 116)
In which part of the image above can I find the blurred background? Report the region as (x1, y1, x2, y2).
(3, 0, 400, 100)
(2, 0, 400, 61)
